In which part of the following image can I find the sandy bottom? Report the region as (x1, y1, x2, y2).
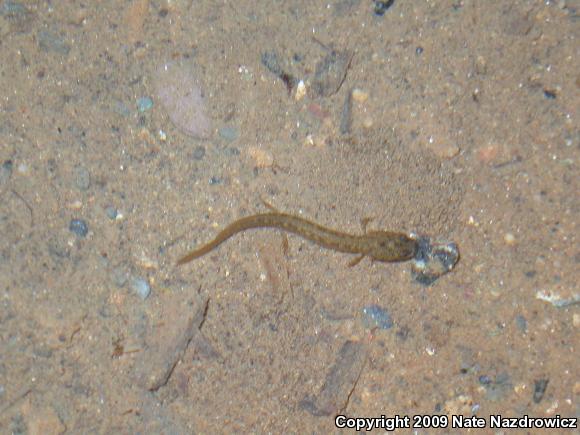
(0, 1, 578, 433)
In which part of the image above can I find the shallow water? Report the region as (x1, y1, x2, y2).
(0, 1, 577, 432)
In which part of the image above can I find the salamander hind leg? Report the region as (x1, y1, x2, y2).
(348, 254, 365, 267)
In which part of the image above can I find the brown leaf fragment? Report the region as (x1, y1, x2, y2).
(300, 340, 367, 416)
(311, 49, 353, 98)
(136, 295, 209, 391)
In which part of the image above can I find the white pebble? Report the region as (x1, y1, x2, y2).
(295, 80, 306, 101)
(131, 277, 151, 300)
(504, 233, 516, 245)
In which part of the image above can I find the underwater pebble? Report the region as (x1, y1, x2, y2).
(112, 100, 131, 117)
(47, 238, 70, 260)
(154, 61, 212, 139)
(68, 200, 83, 210)
(533, 378, 549, 403)
(0, 160, 13, 186)
(261, 51, 284, 77)
(504, 232, 516, 245)
(138, 129, 156, 146)
(515, 314, 528, 332)
(111, 266, 129, 287)
(219, 125, 239, 142)
(131, 277, 151, 300)
(351, 88, 368, 103)
(69, 218, 88, 237)
(32, 344, 53, 358)
(74, 166, 90, 191)
(295, 80, 306, 100)
(361, 304, 393, 330)
(17, 162, 28, 174)
(191, 145, 206, 160)
(373, 0, 395, 16)
(443, 394, 475, 415)
(362, 117, 374, 129)
(208, 176, 222, 185)
(137, 96, 153, 112)
(429, 137, 460, 159)
(37, 30, 71, 55)
(224, 147, 240, 156)
(1, 1, 28, 16)
(478, 375, 492, 385)
(136, 252, 158, 270)
(483, 378, 511, 402)
(411, 236, 460, 286)
(247, 146, 274, 168)
(105, 206, 118, 220)
(1, 2, 33, 35)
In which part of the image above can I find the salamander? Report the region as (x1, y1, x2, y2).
(177, 212, 417, 265)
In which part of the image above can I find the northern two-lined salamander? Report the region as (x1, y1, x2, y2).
(177, 212, 417, 265)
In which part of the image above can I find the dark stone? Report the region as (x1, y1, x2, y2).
(373, 0, 395, 16)
(69, 219, 88, 237)
(533, 378, 549, 403)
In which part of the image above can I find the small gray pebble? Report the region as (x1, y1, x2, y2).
(9, 414, 26, 435)
(224, 147, 240, 156)
(75, 166, 91, 191)
(112, 100, 131, 117)
(38, 30, 71, 55)
(48, 238, 70, 259)
(32, 345, 53, 358)
(69, 218, 88, 237)
(1, 1, 28, 15)
(495, 372, 510, 384)
(478, 375, 492, 385)
(192, 146, 206, 160)
(533, 378, 549, 403)
(131, 277, 151, 300)
(219, 125, 240, 142)
(361, 304, 393, 330)
(515, 315, 527, 332)
(137, 96, 153, 112)
(0, 160, 13, 186)
(111, 266, 129, 287)
(105, 206, 118, 219)
(98, 303, 115, 318)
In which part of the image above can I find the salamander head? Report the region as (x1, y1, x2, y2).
(368, 232, 418, 262)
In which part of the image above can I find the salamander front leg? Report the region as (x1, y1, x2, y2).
(260, 197, 280, 213)
(360, 217, 374, 234)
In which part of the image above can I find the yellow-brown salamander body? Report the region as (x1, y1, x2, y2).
(177, 213, 417, 265)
